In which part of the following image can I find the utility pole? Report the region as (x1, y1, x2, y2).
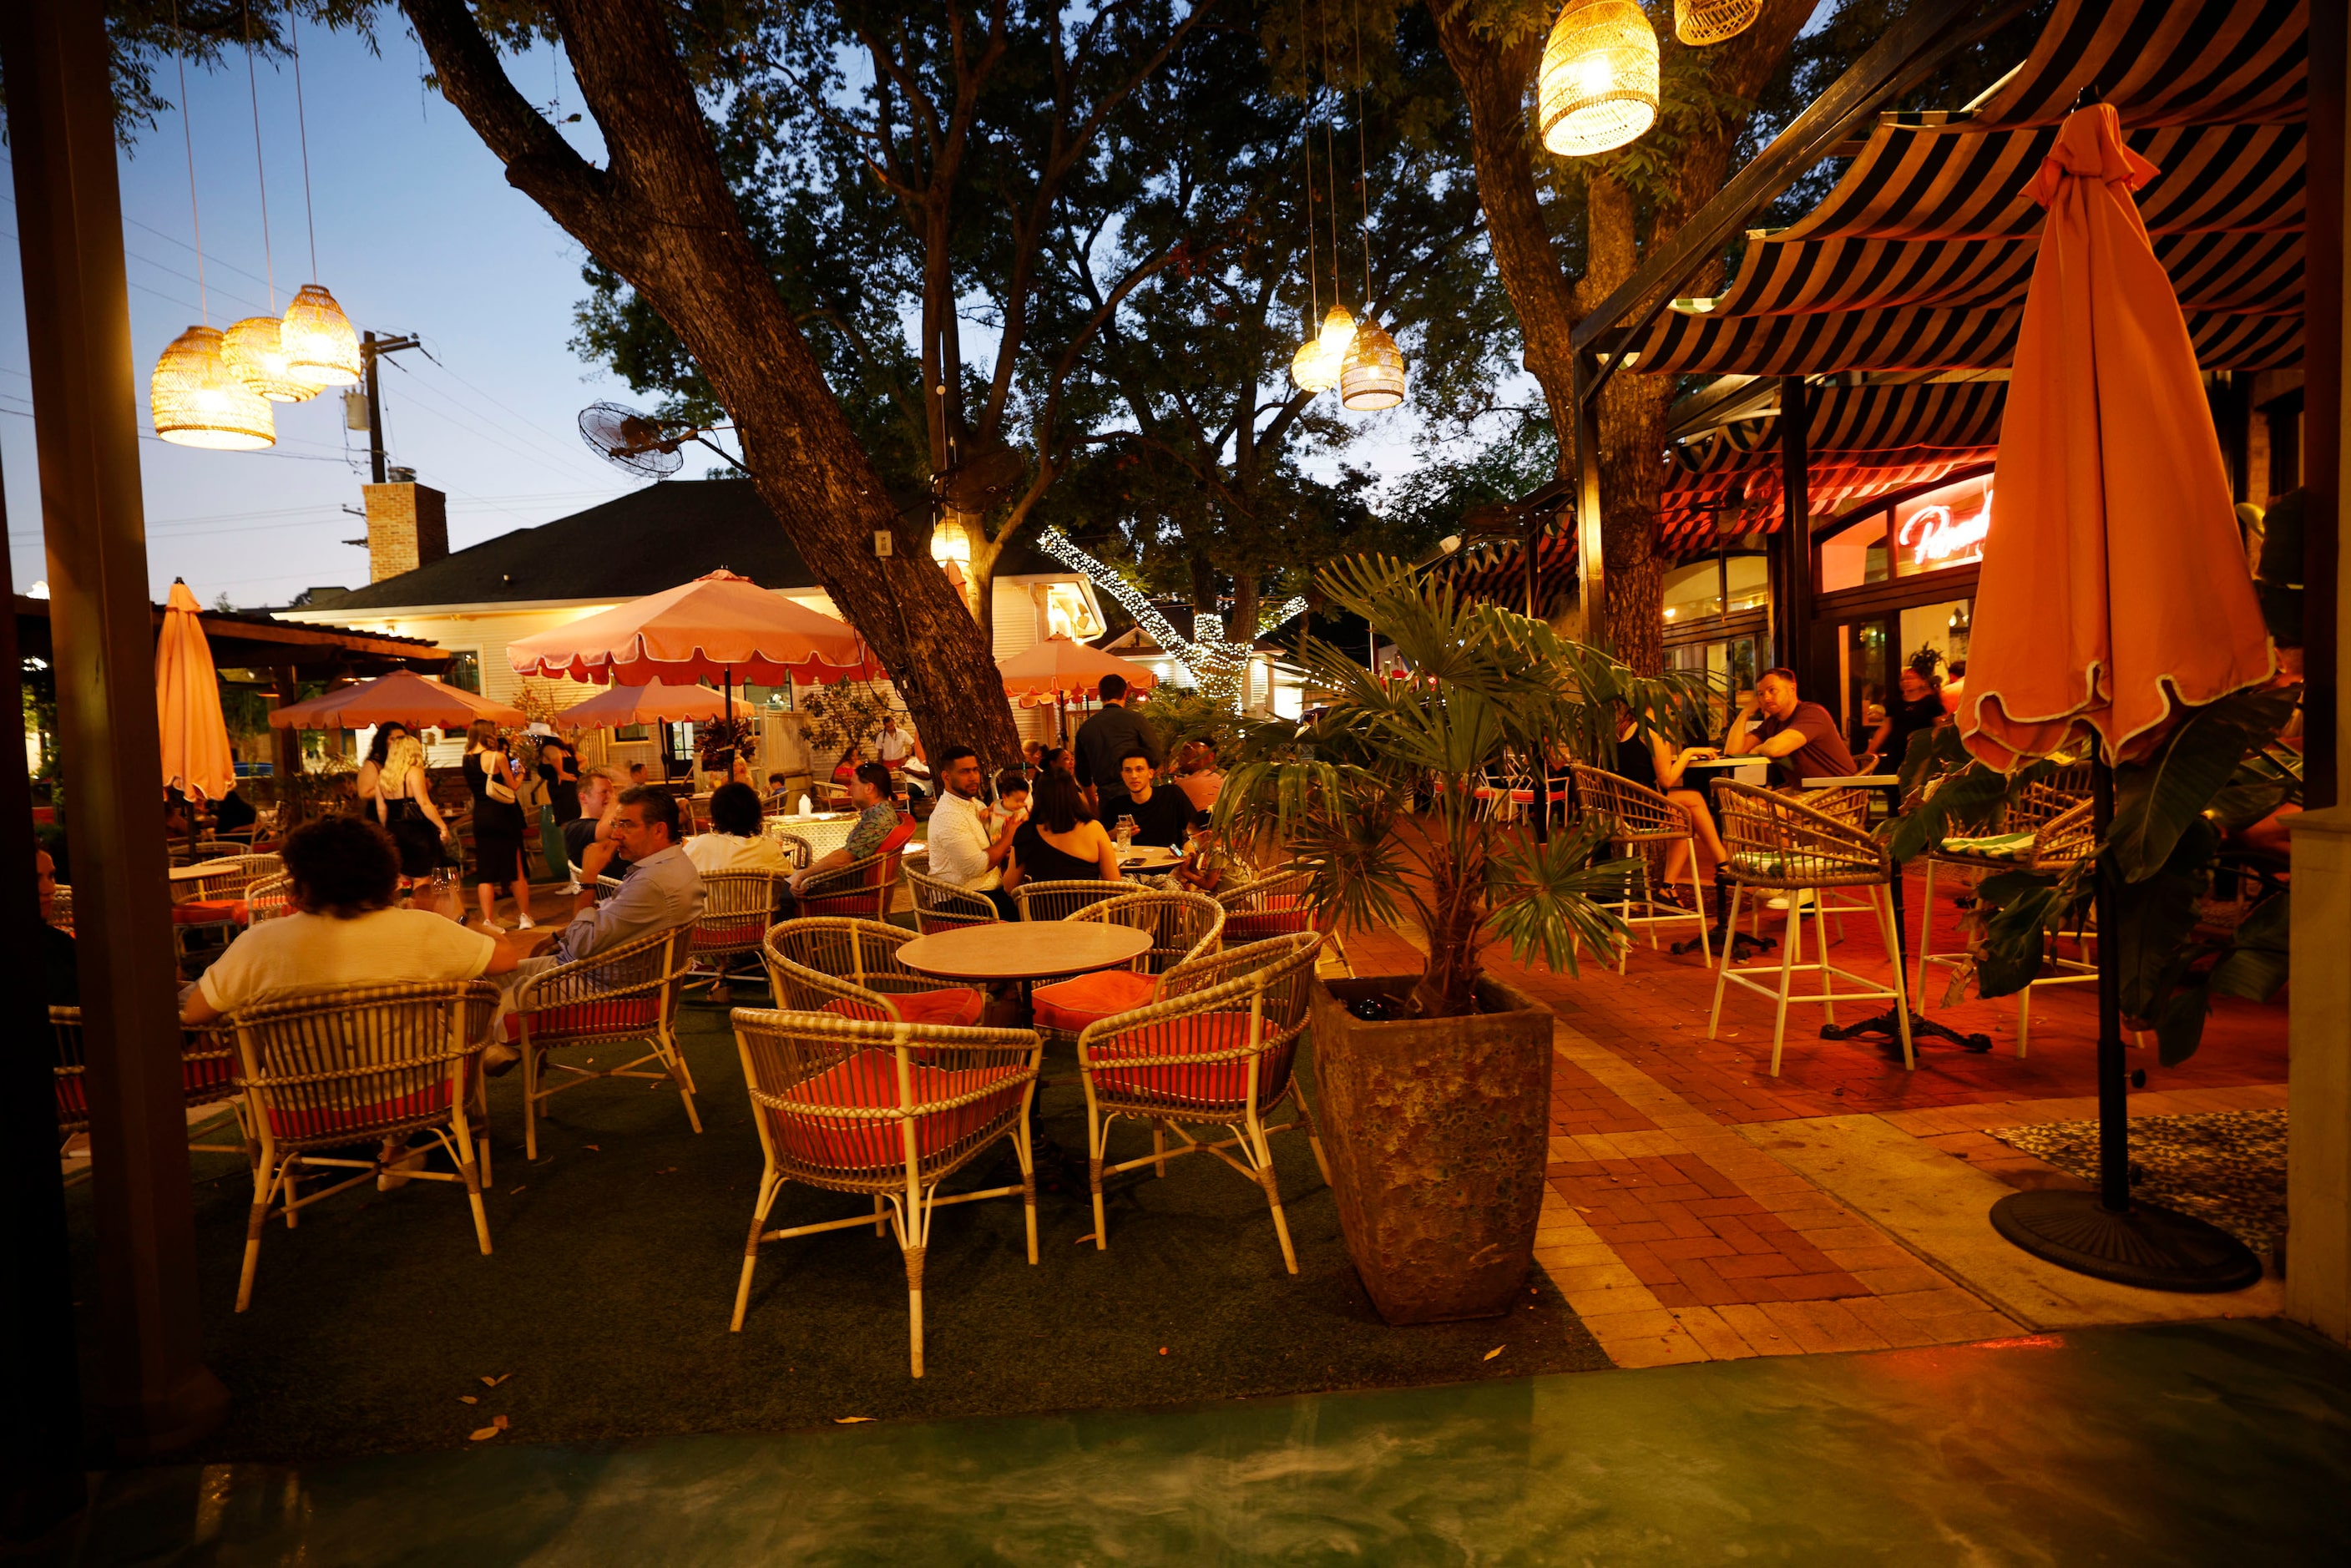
(356, 329, 422, 483)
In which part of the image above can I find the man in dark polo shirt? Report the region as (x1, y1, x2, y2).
(1725, 667, 1856, 787)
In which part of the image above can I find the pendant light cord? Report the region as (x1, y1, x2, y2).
(1319, 0, 1342, 309)
(291, 12, 321, 282)
(1352, 0, 1373, 312)
(1302, 83, 1318, 328)
(171, 0, 207, 323)
(243, 3, 275, 309)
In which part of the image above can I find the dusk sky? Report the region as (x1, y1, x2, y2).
(0, 23, 1445, 614)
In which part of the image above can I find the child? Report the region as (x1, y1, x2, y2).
(1171, 822, 1228, 896)
(990, 769, 1032, 836)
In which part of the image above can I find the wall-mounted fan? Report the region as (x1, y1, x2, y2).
(578, 402, 748, 478)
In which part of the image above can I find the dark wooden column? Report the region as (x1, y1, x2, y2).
(0, 0, 228, 1455)
(1569, 351, 1607, 648)
(2307, 0, 2343, 807)
(270, 665, 305, 830)
(1777, 377, 1817, 692)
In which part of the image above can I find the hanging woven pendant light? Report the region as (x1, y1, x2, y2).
(1675, 0, 1762, 47)
(1292, 336, 1342, 393)
(281, 283, 362, 388)
(153, 324, 276, 449)
(223, 315, 317, 402)
(1340, 320, 1406, 411)
(1539, 0, 1661, 158)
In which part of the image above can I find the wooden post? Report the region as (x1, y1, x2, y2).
(0, 0, 228, 1455)
(270, 665, 305, 829)
(1570, 350, 1607, 650)
(1777, 377, 1817, 692)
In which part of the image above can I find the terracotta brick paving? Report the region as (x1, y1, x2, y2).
(1337, 889, 2288, 1371)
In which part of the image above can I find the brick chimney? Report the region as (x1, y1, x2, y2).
(361, 478, 449, 584)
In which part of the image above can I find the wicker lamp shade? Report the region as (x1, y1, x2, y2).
(152, 325, 276, 450)
(222, 315, 319, 403)
(1675, 0, 1762, 46)
(280, 283, 362, 388)
(1291, 336, 1342, 392)
(1339, 320, 1406, 411)
(1539, 0, 1661, 158)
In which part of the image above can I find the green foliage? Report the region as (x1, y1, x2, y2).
(797, 677, 895, 762)
(1218, 553, 1705, 1018)
(1136, 685, 1241, 762)
(2108, 687, 2299, 883)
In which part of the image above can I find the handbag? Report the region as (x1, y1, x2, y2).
(486, 777, 518, 805)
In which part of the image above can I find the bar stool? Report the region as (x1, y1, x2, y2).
(1569, 764, 1709, 968)
(1708, 782, 1914, 1074)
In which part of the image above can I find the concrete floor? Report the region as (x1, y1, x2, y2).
(33, 1319, 2351, 1565)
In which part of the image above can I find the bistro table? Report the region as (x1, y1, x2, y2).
(896, 920, 1151, 987)
(765, 810, 862, 861)
(1802, 772, 1992, 1056)
(1672, 756, 1775, 961)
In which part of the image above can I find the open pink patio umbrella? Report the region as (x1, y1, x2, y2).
(506, 569, 877, 688)
(155, 579, 235, 802)
(267, 669, 525, 731)
(554, 680, 750, 727)
(997, 635, 1158, 748)
(1957, 102, 2270, 1293)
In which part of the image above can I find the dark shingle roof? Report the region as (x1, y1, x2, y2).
(310, 480, 1066, 613)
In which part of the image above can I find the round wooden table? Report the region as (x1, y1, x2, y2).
(895, 920, 1151, 984)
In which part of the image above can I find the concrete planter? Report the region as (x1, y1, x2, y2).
(1310, 974, 1555, 1324)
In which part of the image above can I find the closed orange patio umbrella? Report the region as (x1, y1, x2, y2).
(155, 579, 237, 803)
(1957, 103, 2269, 1293)
(267, 669, 525, 731)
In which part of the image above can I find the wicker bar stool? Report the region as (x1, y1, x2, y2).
(731, 1008, 1042, 1378)
(1570, 764, 1710, 968)
(1708, 782, 1914, 1074)
(1917, 789, 2096, 1057)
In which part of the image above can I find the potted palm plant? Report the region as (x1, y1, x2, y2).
(1219, 555, 1702, 1323)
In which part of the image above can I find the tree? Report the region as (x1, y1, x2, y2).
(388, 0, 1032, 759)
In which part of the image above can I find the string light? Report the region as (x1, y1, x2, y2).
(1035, 529, 1307, 700)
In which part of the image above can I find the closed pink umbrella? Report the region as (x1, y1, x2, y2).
(155, 579, 236, 802)
(1957, 103, 2268, 1294)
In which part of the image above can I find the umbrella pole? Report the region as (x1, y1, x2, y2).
(1987, 743, 2262, 1292)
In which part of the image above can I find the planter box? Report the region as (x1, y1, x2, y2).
(1310, 974, 1555, 1324)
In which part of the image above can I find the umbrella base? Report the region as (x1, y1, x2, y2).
(1989, 1189, 2261, 1294)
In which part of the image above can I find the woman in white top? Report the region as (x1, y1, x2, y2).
(681, 781, 794, 876)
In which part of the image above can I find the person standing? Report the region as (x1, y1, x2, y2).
(374, 728, 453, 904)
(875, 712, 926, 805)
(538, 731, 582, 824)
(463, 721, 536, 933)
(1072, 675, 1158, 812)
(1869, 663, 1947, 770)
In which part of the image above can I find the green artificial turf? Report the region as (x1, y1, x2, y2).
(67, 992, 1609, 1463)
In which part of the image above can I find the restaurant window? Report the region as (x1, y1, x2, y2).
(1661, 560, 1723, 625)
(614, 724, 650, 742)
(1725, 554, 1768, 610)
(1899, 599, 1974, 676)
(1890, 473, 1991, 577)
(1817, 514, 1886, 593)
(442, 650, 482, 693)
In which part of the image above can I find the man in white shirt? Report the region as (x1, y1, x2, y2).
(875, 712, 927, 804)
(924, 745, 1018, 918)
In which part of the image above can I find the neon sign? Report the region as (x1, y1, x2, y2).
(1898, 486, 1991, 569)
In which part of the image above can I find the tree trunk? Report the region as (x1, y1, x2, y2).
(405, 0, 1017, 761)
(1428, 0, 1813, 675)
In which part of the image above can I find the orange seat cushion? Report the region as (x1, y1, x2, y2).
(765, 1048, 1024, 1170)
(1032, 969, 1155, 1034)
(519, 995, 661, 1041)
(1090, 1011, 1268, 1105)
(263, 1080, 453, 1141)
(819, 988, 983, 1028)
(1226, 894, 1309, 943)
(173, 899, 247, 926)
(691, 915, 770, 951)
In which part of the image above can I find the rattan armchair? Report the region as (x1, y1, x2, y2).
(768, 831, 814, 871)
(1075, 931, 1328, 1273)
(1212, 865, 1314, 945)
(229, 979, 502, 1311)
(512, 923, 697, 1161)
(1570, 763, 1710, 968)
(171, 837, 251, 867)
(1916, 787, 2096, 1057)
(50, 1007, 245, 1156)
(1707, 781, 1914, 1075)
(761, 917, 984, 1026)
(905, 864, 1001, 933)
(796, 846, 908, 922)
(1031, 890, 1225, 1042)
(687, 869, 791, 998)
(245, 872, 295, 923)
(1011, 878, 1121, 923)
(730, 1008, 1042, 1377)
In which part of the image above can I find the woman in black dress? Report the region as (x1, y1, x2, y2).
(372, 726, 451, 898)
(463, 720, 534, 932)
(539, 735, 582, 824)
(1868, 663, 1947, 771)
(1003, 767, 1120, 888)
